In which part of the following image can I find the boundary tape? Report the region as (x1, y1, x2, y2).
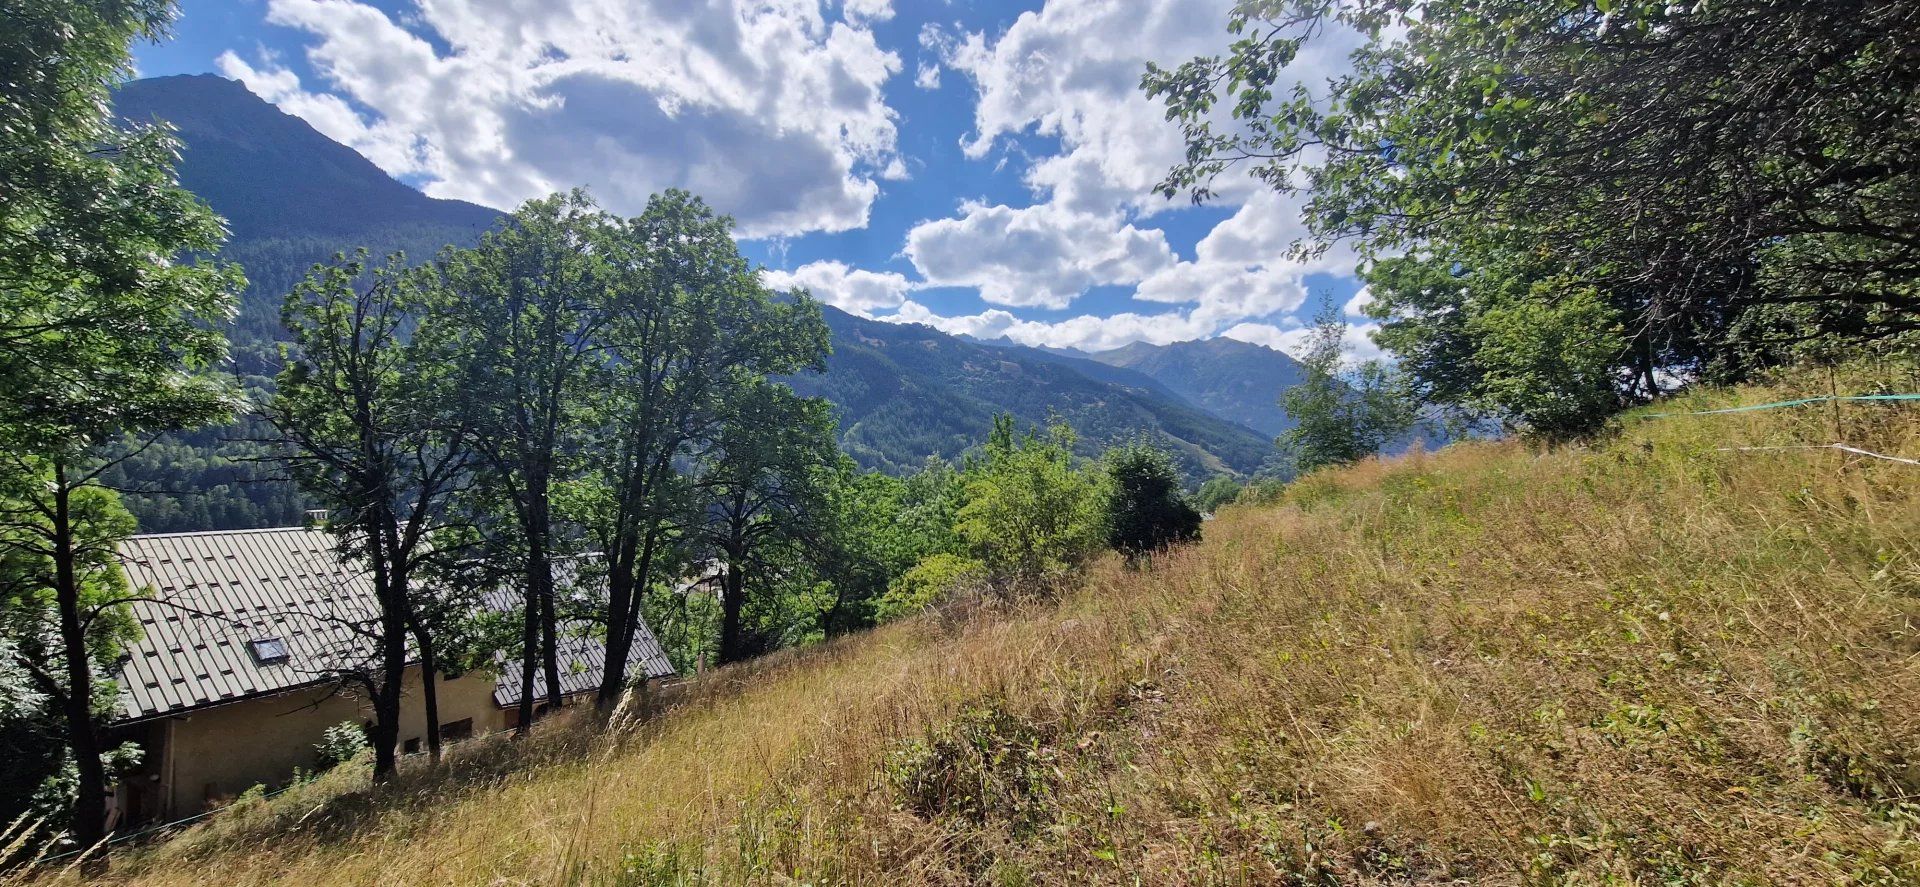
(1714, 443, 1920, 466)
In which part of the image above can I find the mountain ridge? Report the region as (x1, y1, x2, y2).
(1087, 336, 1310, 437)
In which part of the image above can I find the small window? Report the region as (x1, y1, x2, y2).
(439, 718, 474, 743)
(247, 637, 290, 665)
(403, 737, 421, 755)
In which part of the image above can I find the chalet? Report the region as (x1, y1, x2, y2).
(106, 525, 676, 824)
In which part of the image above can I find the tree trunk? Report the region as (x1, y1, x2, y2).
(526, 471, 564, 714)
(50, 470, 108, 859)
(409, 612, 442, 763)
(540, 574, 562, 712)
(369, 538, 407, 782)
(515, 594, 539, 736)
(597, 528, 658, 709)
(718, 557, 746, 665)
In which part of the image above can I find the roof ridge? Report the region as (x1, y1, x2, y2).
(126, 525, 321, 540)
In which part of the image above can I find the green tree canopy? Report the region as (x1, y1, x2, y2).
(1146, 0, 1920, 428)
(1277, 307, 1417, 472)
(1, 0, 241, 851)
(955, 416, 1106, 593)
(1102, 441, 1202, 560)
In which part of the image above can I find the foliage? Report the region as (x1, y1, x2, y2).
(1145, 0, 1920, 431)
(1101, 442, 1202, 560)
(0, 0, 241, 848)
(873, 554, 987, 622)
(1277, 307, 1417, 472)
(955, 417, 1106, 593)
(1193, 475, 1242, 514)
(1461, 286, 1627, 441)
(313, 722, 369, 772)
(268, 250, 477, 774)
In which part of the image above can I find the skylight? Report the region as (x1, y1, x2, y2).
(248, 637, 290, 665)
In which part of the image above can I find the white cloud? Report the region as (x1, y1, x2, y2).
(903, 202, 1173, 309)
(1132, 261, 1309, 328)
(946, 0, 1362, 216)
(762, 260, 912, 316)
(218, 0, 903, 237)
(1343, 286, 1374, 317)
(914, 62, 940, 90)
(889, 300, 1218, 352)
(877, 0, 1369, 346)
(1221, 320, 1387, 364)
(841, 0, 892, 24)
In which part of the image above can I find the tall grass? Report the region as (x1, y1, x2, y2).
(28, 364, 1920, 884)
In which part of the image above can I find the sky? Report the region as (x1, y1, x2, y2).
(134, 0, 1381, 358)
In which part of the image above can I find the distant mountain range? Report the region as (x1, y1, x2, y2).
(1087, 338, 1308, 437)
(108, 75, 1306, 532)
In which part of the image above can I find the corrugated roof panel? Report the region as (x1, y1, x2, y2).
(114, 528, 681, 722)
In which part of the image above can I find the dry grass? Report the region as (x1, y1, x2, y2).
(32, 364, 1920, 885)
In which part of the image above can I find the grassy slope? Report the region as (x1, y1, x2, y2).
(57, 367, 1920, 885)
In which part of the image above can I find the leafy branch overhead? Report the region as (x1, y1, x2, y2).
(1147, 0, 1920, 436)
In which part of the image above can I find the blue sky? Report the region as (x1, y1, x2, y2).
(135, 0, 1374, 356)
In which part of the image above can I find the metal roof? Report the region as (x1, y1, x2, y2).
(491, 616, 675, 708)
(114, 527, 677, 723)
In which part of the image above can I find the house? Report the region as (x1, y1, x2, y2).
(106, 525, 676, 824)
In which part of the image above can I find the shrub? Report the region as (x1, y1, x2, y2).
(955, 416, 1104, 592)
(874, 554, 987, 621)
(1192, 475, 1242, 514)
(1102, 442, 1202, 559)
(314, 721, 369, 771)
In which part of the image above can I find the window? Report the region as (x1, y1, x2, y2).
(247, 637, 290, 665)
(403, 737, 421, 755)
(439, 718, 474, 743)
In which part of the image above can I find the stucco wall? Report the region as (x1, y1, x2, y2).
(145, 666, 509, 819)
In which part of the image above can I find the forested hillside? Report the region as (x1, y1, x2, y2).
(792, 307, 1274, 476)
(105, 76, 507, 531)
(1089, 337, 1309, 436)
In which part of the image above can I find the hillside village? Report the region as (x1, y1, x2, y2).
(4, 0, 1918, 884)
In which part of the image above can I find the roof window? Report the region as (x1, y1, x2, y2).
(248, 637, 290, 665)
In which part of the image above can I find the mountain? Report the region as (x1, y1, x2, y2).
(792, 309, 1273, 477)
(1088, 338, 1311, 437)
(114, 75, 499, 245)
(114, 75, 502, 376)
(105, 75, 1276, 532)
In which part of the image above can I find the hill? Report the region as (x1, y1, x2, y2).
(793, 308, 1274, 477)
(1087, 337, 1310, 437)
(59, 365, 1920, 884)
(104, 76, 1278, 531)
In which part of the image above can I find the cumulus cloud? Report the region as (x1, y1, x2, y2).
(946, 0, 1362, 215)
(762, 260, 912, 316)
(889, 300, 1218, 352)
(876, 1, 1368, 348)
(841, 0, 892, 24)
(1343, 286, 1374, 317)
(903, 202, 1173, 309)
(1220, 320, 1388, 364)
(218, 0, 903, 237)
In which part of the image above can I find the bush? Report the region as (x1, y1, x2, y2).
(1193, 475, 1242, 514)
(315, 721, 369, 771)
(1103, 442, 1202, 559)
(955, 416, 1105, 592)
(874, 553, 987, 621)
